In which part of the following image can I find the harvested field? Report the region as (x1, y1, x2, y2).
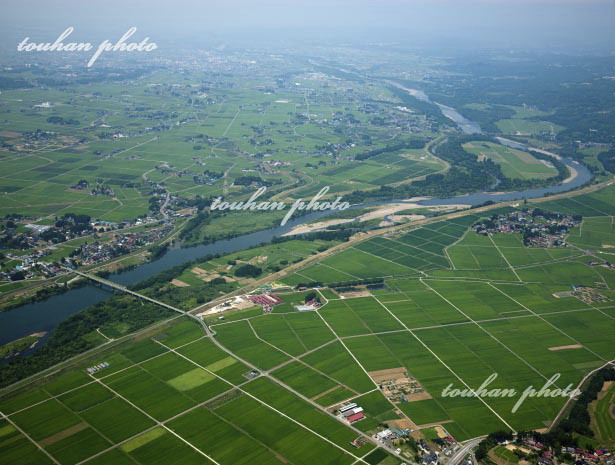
(548, 344, 583, 351)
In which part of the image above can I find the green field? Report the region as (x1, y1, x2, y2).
(590, 382, 615, 444)
(2, 191, 615, 463)
(495, 119, 564, 136)
(567, 216, 615, 249)
(463, 141, 558, 180)
(0, 316, 388, 464)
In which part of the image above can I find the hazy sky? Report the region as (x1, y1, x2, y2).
(1, 0, 614, 52)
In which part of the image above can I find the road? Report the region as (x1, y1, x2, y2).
(61, 268, 396, 459)
(3, 170, 613, 459)
(446, 437, 484, 465)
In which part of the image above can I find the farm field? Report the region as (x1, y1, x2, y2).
(567, 216, 615, 250)
(589, 381, 615, 445)
(0, 69, 441, 224)
(255, 204, 615, 440)
(2, 189, 615, 463)
(0, 317, 392, 465)
(462, 141, 558, 180)
(2, 18, 615, 465)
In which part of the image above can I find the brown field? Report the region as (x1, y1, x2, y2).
(338, 289, 372, 299)
(548, 344, 583, 351)
(40, 422, 88, 447)
(389, 418, 417, 430)
(406, 391, 433, 401)
(171, 279, 190, 287)
(368, 367, 407, 383)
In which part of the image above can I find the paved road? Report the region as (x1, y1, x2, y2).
(446, 437, 484, 465)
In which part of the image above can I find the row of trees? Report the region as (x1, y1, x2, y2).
(0, 296, 172, 388)
(354, 139, 428, 161)
(475, 366, 615, 462)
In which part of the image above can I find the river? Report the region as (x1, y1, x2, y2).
(0, 92, 593, 356)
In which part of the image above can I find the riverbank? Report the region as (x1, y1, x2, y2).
(1, 174, 612, 392)
(0, 85, 597, 357)
(282, 198, 463, 236)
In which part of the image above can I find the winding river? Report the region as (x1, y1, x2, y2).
(0, 93, 593, 356)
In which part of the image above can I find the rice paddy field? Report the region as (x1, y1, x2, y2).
(2, 196, 615, 464)
(276, 211, 615, 439)
(0, 317, 383, 465)
(0, 68, 442, 223)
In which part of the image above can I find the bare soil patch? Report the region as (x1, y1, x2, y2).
(406, 391, 433, 401)
(369, 367, 407, 383)
(548, 344, 583, 351)
(40, 422, 88, 447)
(171, 279, 190, 287)
(506, 444, 531, 454)
(338, 289, 371, 299)
(389, 418, 417, 430)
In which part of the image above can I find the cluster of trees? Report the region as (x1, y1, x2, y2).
(531, 208, 582, 222)
(354, 139, 428, 161)
(272, 229, 354, 244)
(541, 366, 615, 446)
(233, 175, 271, 187)
(303, 291, 321, 304)
(0, 296, 172, 388)
(47, 116, 80, 126)
(185, 195, 213, 212)
(598, 148, 615, 174)
(203, 169, 223, 178)
(475, 431, 515, 461)
(148, 242, 169, 260)
(344, 135, 576, 206)
(344, 135, 498, 204)
(56, 213, 92, 234)
(293, 277, 385, 290)
(234, 264, 262, 278)
(179, 211, 210, 242)
(476, 366, 615, 461)
(148, 196, 162, 213)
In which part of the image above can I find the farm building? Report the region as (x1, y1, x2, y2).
(339, 403, 357, 413)
(346, 413, 365, 424)
(248, 294, 283, 308)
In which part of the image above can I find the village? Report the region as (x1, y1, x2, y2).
(473, 208, 581, 247)
(66, 224, 174, 266)
(494, 434, 614, 465)
(0, 213, 171, 281)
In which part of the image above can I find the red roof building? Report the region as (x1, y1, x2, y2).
(346, 413, 365, 423)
